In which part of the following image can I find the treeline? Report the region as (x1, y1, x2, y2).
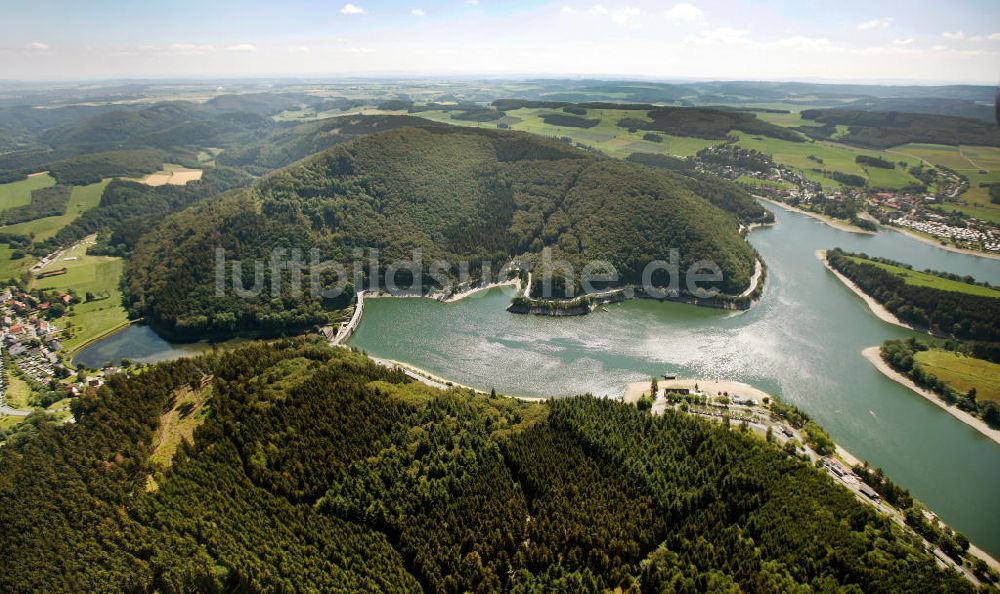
(541, 113, 600, 128)
(215, 114, 446, 174)
(800, 109, 1000, 148)
(855, 154, 895, 169)
(0, 341, 979, 592)
(15, 166, 253, 264)
(0, 97, 304, 183)
(0, 185, 70, 225)
(128, 126, 758, 340)
(619, 107, 805, 142)
(826, 248, 1000, 341)
(880, 337, 1000, 428)
(697, 144, 775, 171)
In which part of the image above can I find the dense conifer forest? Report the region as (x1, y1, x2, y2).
(0, 341, 976, 593)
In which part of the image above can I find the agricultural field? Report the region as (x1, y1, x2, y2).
(1, 179, 109, 241)
(889, 143, 1000, 224)
(733, 133, 922, 190)
(409, 105, 927, 189)
(845, 255, 1000, 297)
(0, 173, 55, 212)
(914, 349, 1000, 404)
(409, 106, 721, 158)
(136, 164, 203, 187)
(32, 236, 128, 356)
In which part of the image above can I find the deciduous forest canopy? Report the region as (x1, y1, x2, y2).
(127, 124, 760, 340)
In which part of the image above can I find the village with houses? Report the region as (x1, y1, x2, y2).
(0, 284, 118, 432)
(696, 143, 1000, 254)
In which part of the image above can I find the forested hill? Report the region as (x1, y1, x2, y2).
(799, 109, 1000, 148)
(216, 114, 449, 174)
(0, 341, 976, 593)
(127, 125, 760, 340)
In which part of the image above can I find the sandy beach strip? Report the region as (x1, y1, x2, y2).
(441, 278, 521, 303)
(623, 377, 773, 404)
(862, 346, 1000, 447)
(756, 196, 875, 235)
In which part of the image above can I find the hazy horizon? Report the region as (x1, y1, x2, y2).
(3, 0, 998, 84)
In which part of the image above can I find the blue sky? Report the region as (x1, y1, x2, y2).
(2, 0, 998, 82)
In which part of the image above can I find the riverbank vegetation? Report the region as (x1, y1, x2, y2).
(826, 248, 1000, 342)
(880, 338, 1000, 428)
(0, 340, 981, 592)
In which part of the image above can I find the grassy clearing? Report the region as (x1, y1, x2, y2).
(914, 349, 1000, 404)
(3, 370, 33, 410)
(148, 381, 212, 468)
(1, 179, 109, 241)
(846, 255, 1000, 297)
(0, 173, 55, 212)
(0, 244, 32, 280)
(33, 236, 129, 356)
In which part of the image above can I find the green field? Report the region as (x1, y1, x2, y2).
(410, 107, 721, 158)
(3, 370, 33, 410)
(408, 106, 926, 190)
(0, 179, 109, 241)
(734, 133, 922, 190)
(33, 237, 129, 357)
(0, 173, 55, 212)
(914, 349, 1000, 404)
(0, 244, 32, 280)
(846, 255, 1000, 298)
(889, 143, 1000, 223)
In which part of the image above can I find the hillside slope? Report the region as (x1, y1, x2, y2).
(127, 125, 759, 339)
(0, 341, 975, 593)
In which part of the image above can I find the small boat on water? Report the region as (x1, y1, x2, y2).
(662, 374, 676, 380)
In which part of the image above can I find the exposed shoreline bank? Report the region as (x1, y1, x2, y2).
(862, 346, 1000, 447)
(816, 250, 937, 336)
(756, 196, 876, 235)
(368, 355, 545, 401)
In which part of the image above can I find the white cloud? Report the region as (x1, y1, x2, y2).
(588, 4, 608, 16)
(942, 31, 965, 40)
(226, 43, 257, 52)
(968, 32, 1000, 42)
(340, 3, 365, 15)
(663, 3, 703, 22)
(561, 6, 575, 13)
(891, 38, 914, 45)
(685, 27, 750, 45)
(411, 8, 425, 16)
(466, 0, 479, 4)
(769, 36, 839, 51)
(932, 44, 948, 51)
(856, 17, 893, 30)
(168, 43, 215, 55)
(25, 41, 50, 51)
(612, 6, 640, 25)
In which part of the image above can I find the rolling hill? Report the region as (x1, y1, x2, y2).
(0, 341, 975, 593)
(127, 124, 760, 339)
